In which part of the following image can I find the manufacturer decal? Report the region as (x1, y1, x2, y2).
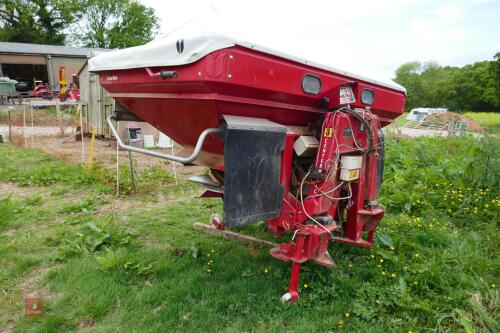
(176, 39, 184, 54)
(106, 75, 118, 81)
(323, 128, 333, 137)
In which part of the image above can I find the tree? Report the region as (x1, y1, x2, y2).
(0, 0, 81, 45)
(74, 0, 159, 49)
(394, 55, 500, 112)
(393, 61, 424, 111)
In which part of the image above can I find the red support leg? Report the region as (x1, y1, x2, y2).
(286, 262, 301, 302)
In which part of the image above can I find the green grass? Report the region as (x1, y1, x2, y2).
(464, 112, 500, 134)
(0, 136, 499, 332)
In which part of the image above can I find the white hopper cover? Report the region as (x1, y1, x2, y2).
(89, 32, 235, 73)
(89, 28, 405, 93)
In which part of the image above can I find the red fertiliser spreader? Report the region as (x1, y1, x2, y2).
(89, 31, 406, 302)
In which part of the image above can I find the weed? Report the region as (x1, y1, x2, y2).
(0, 195, 15, 226)
(53, 215, 135, 261)
(96, 249, 153, 276)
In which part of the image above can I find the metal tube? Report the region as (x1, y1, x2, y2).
(106, 114, 221, 165)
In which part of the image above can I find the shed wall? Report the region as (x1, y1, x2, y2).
(78, 63, 160, 141)
(0, 54, 46, 65)
(51, 57, 86, 85)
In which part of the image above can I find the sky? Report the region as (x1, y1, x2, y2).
(140, 0, 500, 80)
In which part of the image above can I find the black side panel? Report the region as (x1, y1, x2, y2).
(223, 117, 286, 228)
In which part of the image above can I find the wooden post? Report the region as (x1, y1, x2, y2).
(22, 104, 27, 148)
(30, 104, 34, 148)
(170, 144, 178, 185)
(126, 128, 137, 192)
(193, 223, 278, 248)
(87, 127, 97, 168)
(8, 108, 11, 143)
(79, 104, 85, 164)
(116, 122, 120, 196)
(56, 100, 64, 137)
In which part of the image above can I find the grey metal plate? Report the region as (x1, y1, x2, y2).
(222, 115, 287, 133)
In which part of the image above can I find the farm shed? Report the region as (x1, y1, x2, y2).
(0, 42, 106, 91)
(78, 61, 160, 140)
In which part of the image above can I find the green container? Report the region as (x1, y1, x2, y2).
(0, 78, 16, 95)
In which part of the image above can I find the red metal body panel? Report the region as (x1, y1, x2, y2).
(97, 46, 404, 168)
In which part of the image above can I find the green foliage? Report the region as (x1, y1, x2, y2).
(0, 0, 81, 44)
(0, 0, 159, 48)
(394, 53, 500, 112)
(2, 137, 499, 332)
(54, 215, 135, 260)
(381, 136, 499, 222)
(74, 0, 159, 49)
(464, 111, 500, 134)
(96, 248, 153, 275)
(112, 163, 175, 194)
(0, 195, 15, 226)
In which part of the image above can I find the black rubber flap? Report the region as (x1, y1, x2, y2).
(222, 115, 286, 227)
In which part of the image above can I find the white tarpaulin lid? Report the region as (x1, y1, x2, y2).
(89, 27, 406, 93)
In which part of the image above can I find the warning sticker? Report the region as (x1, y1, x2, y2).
(323, 128, 333, 137)
(349, 170, 359, 179)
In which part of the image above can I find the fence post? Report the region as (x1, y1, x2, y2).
(22, 104, 27, 148)
(8, 108, 11, 143)
(116, 122, 120, 196)
(87, 127, 97, 168)
(30, 104, 34, 148)
(56, 100, 64, 137)
(78, 103, 85, 165)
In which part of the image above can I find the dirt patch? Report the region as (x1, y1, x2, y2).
(98, 184, 200, 214)
(1, 265, 61, 333)
(26, 136, 205, 182)
(424, 112, 485, 134)
(0, 316, 17, 333)
(18, 265, 60, 297)
(77, 318, 94, 331)
(0, 182, 48, 199)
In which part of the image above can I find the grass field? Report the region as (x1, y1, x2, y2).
(0, 134, 499, 332)
(464, 112, 500, 134)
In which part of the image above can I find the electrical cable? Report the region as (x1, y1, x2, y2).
(298, 169, 334, 237)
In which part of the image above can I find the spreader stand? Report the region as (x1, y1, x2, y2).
(194, 221, 339, 302)
(270, 223, 339, 302)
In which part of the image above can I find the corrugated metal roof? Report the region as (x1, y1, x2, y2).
(0, 42, 109, 57)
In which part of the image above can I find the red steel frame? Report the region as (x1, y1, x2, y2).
(268, 110, 384, 301)
(95, 44, 405, 302)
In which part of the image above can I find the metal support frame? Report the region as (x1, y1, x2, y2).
(46, 55, 55, 90)
(106, 114, 221, 165)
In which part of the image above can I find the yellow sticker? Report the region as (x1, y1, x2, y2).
(349, 170, 359, 178)
(323, 128, 333, 137)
